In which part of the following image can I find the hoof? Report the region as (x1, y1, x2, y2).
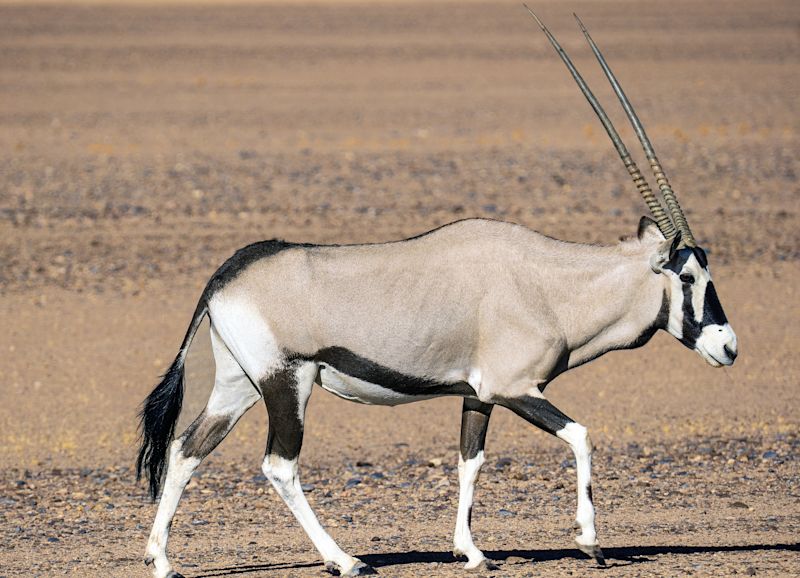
(575, 540, 606, 566)
(467, 559, 499, 572)
(167, 572, 186, 578)
(349, 562, 378, 576)
(325, 561, 377, 576)
(144, 556, 154, 566)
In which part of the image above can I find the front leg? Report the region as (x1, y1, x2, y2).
(501, 395, 605, 566)
(453, 398, 498, 571)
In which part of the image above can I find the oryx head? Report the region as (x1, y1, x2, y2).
(641, 220, 737, 367)
(527, 7, 738, 366)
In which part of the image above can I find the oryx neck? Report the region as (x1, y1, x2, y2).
(533, 240, 666, 370)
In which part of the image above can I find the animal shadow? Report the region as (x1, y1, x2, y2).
(192, 542, 800, 576)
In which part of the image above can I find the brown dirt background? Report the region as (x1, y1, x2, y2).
(1, 1, 798, 576)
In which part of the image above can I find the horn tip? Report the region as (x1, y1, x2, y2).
(522, 3, 545, 29)
(573, 13, 588, 32)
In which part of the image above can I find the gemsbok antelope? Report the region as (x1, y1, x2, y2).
(138, 9, 738, 577)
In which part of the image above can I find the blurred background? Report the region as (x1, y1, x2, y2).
(0, 1, 798, 576)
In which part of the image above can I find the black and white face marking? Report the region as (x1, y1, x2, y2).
(663, 245, 738, 367)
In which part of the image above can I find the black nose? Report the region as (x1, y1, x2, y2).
(724, 344, 738, 361)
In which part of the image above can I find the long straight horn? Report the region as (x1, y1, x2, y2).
(523, 5, 675, 239)
(573, 13, 695, 246)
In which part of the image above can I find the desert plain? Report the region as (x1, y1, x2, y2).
(0, 1, 798, 576)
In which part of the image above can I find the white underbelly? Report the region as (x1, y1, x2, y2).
(316, 364, 434, 406)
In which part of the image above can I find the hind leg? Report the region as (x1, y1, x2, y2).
(145, 327, 261, 578)
(453, 398, 497, 571)
(260, 361, 375, 576)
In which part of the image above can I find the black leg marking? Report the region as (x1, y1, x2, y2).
(453, 399, 496, 569)
(459, 398, 493, 461)
(499, 396, 573, 436)
(501, 397, 604, 566)
(180, 410, 234, 460)
(261, 365, 304, 460)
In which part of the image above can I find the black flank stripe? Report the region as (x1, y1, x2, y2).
(297, 346, 475, 397)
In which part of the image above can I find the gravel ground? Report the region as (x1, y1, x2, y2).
(2, 434, 798, 577)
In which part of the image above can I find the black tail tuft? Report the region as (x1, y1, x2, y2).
(136, 296, 207, 500)
(136, 355, 186, 500)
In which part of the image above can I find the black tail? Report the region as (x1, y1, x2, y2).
(136, 298, 208, 500)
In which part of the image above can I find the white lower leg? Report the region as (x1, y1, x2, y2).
(453, 451, 486, 569)
(556, 422, 597, 547)
(262, 455, 361, 574)
(145, 441, 201, 578)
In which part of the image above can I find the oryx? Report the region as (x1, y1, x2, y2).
(137, 10, 738, 577)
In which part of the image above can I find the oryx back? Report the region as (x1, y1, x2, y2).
(208, 219, 529, 404)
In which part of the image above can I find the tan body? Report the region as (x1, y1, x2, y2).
(141, 213, 736, 577)
(215, 218, 665, 403)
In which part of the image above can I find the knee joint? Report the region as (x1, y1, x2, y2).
(261, 455, 296, 486)
(558, 422, 592, 454)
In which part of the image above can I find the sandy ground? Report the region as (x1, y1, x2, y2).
(1, 1, 798, 576)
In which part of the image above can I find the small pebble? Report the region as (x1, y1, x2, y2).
(496, 457, 513, 470)
(344, 478, 362, 490)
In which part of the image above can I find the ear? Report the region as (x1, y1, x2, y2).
(668, 231, 683, 260)
(637, 216, 665, 243)
(649, 231, 683, 273)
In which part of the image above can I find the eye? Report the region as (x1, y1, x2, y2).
(679, 273, 695, 285)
